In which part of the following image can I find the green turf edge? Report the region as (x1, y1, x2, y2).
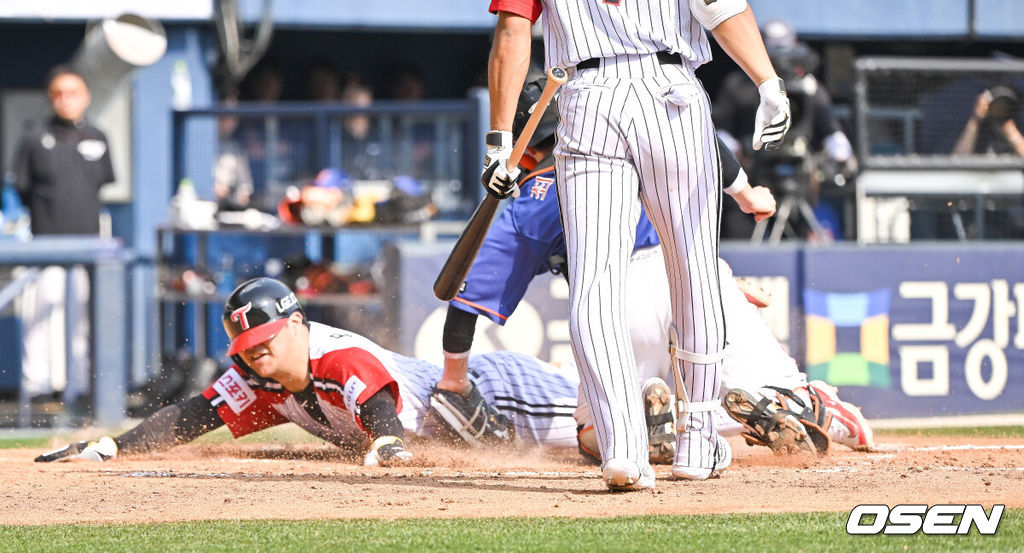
(0, 423, 329, 450)
(879, 425, 1024, 439)
(3, 511, 1022, 553)
(0, 436, 51, 449)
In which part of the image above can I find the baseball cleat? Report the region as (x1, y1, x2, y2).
(808, 380, 875, 451)
(723, 388, 816, 455)
(642, 377, 675, 465)
(576, 424, 601, 465)
(671, 432, 730, 480)
(603, 458, 655, 491)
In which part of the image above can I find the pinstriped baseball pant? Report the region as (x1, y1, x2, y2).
(554, 53, 725, 470)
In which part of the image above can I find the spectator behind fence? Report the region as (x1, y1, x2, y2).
(713, 20, 855, 240)
(952, 86, 1024, 157)
(387, 64, 425, 101)
(305, 60, 343, 102)
(340, 79, 384, 180)
(386, 64, 435, 179)
(237, 61, 311, 210)
(213, 91, 254, 211)
(12, 65, 115, 410)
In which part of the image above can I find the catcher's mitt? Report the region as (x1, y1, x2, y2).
(429, 383, 515, 448)
(722, 389, 816, 455)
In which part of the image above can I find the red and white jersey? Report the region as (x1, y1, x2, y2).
(201, 322, 583, 450)
(202, 322, 425, 446)
(489, 0, 713, 70)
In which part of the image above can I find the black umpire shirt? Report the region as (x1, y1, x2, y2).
(13, 116, 115, 235)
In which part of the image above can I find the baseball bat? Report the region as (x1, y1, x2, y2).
(433, 66, 567, 301)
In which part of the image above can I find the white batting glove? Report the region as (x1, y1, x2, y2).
(35, 436, 118, 463)
(363, 436, 414, 467)
(752, 78, 791, 151)
(480, 130, 521, 200)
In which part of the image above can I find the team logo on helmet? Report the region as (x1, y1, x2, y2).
(231, 302, 254, 330)
(276, 293, 298, 313)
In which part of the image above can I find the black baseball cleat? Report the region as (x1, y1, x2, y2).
(429, 382, 515, 447)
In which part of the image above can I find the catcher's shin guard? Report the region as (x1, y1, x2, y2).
(722, 388, 817, 455)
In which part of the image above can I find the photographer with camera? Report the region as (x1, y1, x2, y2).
(713, 19, 856, 241)
(952, 86, 1024, 157)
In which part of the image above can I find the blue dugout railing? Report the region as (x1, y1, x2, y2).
(171, 91, 490, 220)
(0, 237, 131, 427)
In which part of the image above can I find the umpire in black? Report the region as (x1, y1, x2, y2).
(14, 65, 114, 234)
(12, 65, 115, 406)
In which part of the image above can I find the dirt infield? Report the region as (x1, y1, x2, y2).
(4, 433, 1021, 525)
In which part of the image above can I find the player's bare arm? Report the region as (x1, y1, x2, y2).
(703, 4, 791, 151)
(488, 11, 532, 132)
(481, 11, 534, 200)
(706, 6, 778, 87)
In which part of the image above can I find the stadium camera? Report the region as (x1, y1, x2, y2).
(985, 86, 1020, 123)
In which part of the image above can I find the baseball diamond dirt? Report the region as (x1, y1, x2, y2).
(3, 432, 1021, 524)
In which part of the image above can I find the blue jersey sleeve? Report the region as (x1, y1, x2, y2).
(450, 170, 564, 325)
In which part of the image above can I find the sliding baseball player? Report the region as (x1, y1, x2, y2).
(36, 277, 582, 464)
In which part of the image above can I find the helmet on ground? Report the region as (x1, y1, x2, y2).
(222, 277, 303, 355)
(512, 76, 559, 148)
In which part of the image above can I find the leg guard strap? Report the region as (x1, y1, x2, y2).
(668, 343, 726, 365)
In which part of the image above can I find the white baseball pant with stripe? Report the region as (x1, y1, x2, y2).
(555, 53, 725, 472)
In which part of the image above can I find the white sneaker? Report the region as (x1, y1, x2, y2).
(672, 431, 729, 480)
(642, 377, 675, 465)
(603, 458, 656, 491)
(808, 381, 875, 451)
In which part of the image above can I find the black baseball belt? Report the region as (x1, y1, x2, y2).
(576, 51, 684, 71)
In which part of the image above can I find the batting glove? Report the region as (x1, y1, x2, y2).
(363, 435, 414, 467)
(752, 78, 791, 151)
(35, 436, 118, 463)
(480, 130, 521, 200)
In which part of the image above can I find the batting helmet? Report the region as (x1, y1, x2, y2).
(513, 76, 559, 148)
(222, 277, 304, 355)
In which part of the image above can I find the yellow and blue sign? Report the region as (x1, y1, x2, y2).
(804, 288, 891, 388)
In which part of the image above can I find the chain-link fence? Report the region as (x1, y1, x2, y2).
(854, 57, 1024, 241)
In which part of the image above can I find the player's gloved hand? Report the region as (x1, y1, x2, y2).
(362, 435, 414, 467)
(752, 78, 791, 151)
(480, 130, 521, 200)
(34, 436, 118, 463)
